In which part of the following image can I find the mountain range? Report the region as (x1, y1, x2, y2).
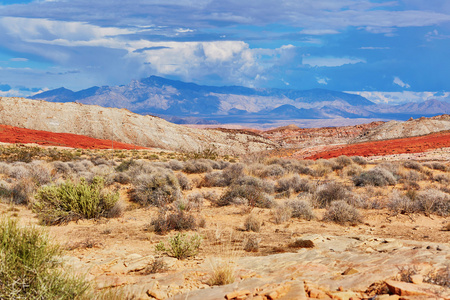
(30, 76, 450, 125)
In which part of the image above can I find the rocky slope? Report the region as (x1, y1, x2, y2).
(352, 114, 450, 143)
(0, 97, 277, 154)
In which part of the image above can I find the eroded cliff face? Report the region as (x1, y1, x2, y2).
(352, 115, 450, 143)
(0, 97, 277, 154)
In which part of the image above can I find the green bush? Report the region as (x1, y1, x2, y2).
(155, 233, 202, 260)
(34, 176, 120, 225)
(0, 217, 90, 299)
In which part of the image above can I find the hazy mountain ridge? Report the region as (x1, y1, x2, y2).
(31, 76, 450, 124)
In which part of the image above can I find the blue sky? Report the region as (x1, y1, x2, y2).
(0, 0, 450, 104)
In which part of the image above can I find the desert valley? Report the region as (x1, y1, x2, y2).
(0, 95, 449, 300)
(1, 1, 450, 299)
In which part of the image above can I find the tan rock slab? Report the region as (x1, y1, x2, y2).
(385, 280, 434, 297)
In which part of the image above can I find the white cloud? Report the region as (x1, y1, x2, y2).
(175, 28, 194, 33)
(316, 77, 330, 85)
(10, 57, 29, 62)
(347, 91, 450, 104)
(393, 76, 410, 88)
(303, 56, 365, 67)
(299, 29, 339, 35)
(359, 46, 390, 50)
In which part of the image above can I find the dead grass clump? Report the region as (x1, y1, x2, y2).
(312, 160, 333, 177)
(323, 201, 362, 225)
(396, 266, 419, 283)
(143, 258, 169, 274)
(424, 266, 450, 288)
(272, 203, 292, 224)
(202, 171, 230, 187)
(335, 155, 354, 168)
(29, 161, 53, 186)
(314, 181, 349, 208)
(243, 235, 261, 252)
(287, 199, 315, 220)
(343, 164, 363, 177)
(208, 260, 235, 286)
(353, 167, 397, 187)
(244, 214, 261, 232)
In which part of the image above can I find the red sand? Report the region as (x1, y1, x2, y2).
(305, 130, 450, 159)
(0, 125, 147, 150)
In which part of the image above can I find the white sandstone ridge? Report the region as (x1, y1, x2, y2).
(0, 97, 277, 154)
(352, 114, 450, 143)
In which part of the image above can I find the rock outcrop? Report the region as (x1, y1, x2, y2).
(0, 97, 277, 154)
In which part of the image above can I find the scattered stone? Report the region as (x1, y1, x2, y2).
(147, 289, 167, 300)
(308, 288, 328, 299)
(385, 280, 434, 297)
(410, 274, 423, 284)
(225, 290, 252, 300)
(342, 268, 358, 276)
(289, 239, 315, 248)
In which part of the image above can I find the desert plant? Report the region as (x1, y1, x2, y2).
(276, 174, 311, 193)
(218, 184, 273, 208)
(416, 189, 450, 216)
(168, 159, 184, 171)
(150, 208, 198, 234)
(287, 199, 315, 220)
(244, 214, 261, 232)
(313, 181, 349, 208)
(243, 235, 261, 252)
(403, 161, 422, 171)
(0, 217, 90, 299)
(424, 266, 450, 287)
(312, 160, 333, 177)
(183, 160, 213, 174)
(155, 232, 202, 260)
(350, 156, 367, 165)
(11, 178, 36, 205)
(33, 177, 120, 225)
(272, 203, 292, 224)
(208, 260, 235, 286)
(259, 164, 286, 178)
(387, 190, 415, 215)
(131, 168, 181, 207)
(176, 173, 192, 190)
(353, 167, 397, 187)
(323, 200, 362, 225)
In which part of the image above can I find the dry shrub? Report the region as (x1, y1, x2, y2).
(433, 174, 450, 183)
(314, 181, 350, 208)
(351, 156, 367, 165)
(424, 266, 450, 288)
(11, 178, 36, 205)
(323, 200, 362, 225)
(202, 171, 230, 187)
(112, 172, 131, 184)
(131, 168, 181, 207)
(176, 173, 192, 190)
(416, 189, 450, 216)
(144, 258, 168, 274)
(287, 199, 315, 220)
(183, 160, 213, 174)
(259, 164, 286, 178)
(244, 214, 261, 232)
(403, 161, 422, 171)
(353, 167, 396, 187)
(276, 175, 311, 193)
(218, 183, 273, 208)
(387, 190, 415, 215)
(208, 260, 235, 286)
(272, 203, 292, 224)
(312, 160, 333, 177)
(150, 208, 198, 234)
(168, 160, 184, 171)
(343, 164, 363, 177)
(243, 235, 261, 252)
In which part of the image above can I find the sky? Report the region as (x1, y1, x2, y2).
(0, 0, 450, 104)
